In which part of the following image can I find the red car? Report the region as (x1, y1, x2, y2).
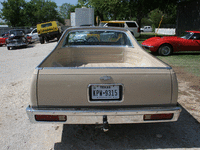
(0, 34, 9, 46)
(142, 31, 200, 56)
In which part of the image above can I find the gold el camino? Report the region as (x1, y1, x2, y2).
(26, 27, 181, 131)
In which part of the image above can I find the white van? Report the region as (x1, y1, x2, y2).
(99, 21, 140, 37)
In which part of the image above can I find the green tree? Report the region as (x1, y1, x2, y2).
(58, 3, 73, 19)
(26, 0, 64, 25)
(148, 8, 164, 28)
(66, 4, 82, 19)
(0, 0, 64, 27)
(1, 0, 26, 27)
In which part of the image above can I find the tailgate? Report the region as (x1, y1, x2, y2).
(37, 68, 172, 107)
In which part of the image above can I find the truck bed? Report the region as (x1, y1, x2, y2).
(39, 46, 167, 68)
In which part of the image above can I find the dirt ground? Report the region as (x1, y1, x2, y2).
(172, 66, 200, 123)
(0, 42, 200, 150)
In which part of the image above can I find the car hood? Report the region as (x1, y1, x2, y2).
(142, 36, 180, 46)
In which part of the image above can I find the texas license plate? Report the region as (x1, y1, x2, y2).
(91, 85, 120, 99)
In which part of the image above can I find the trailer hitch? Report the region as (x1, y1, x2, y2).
(102, 115, 109, 132)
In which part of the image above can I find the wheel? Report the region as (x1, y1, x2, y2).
(39, 37, 44, 44)
(158, 44, 173, 56)
(7, 46, 10, 50)
(57, 34, 61, 41)
(46, 38, 49, 43)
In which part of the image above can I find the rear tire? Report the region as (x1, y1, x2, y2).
(46, 38, 49, 43)
(57, 34, 61, 41)
(39, 37, 44, 44)
(158, 44, 173, 56)
(7, 46, 10, 50)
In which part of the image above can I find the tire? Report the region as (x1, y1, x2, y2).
(46, 38, 49, 43)
(57, 34, 61, 41)
(39, 37, 44, 44)
(158, 44, 173, 56)
(7, 46, 10, 50)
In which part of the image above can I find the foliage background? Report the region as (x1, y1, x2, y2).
(0, 0, 193, 27)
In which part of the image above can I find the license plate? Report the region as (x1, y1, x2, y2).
(91, 85, 120, 100)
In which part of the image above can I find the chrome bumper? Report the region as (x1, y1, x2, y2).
(141, 45, 154, 50)
(26, 105, 181, 124)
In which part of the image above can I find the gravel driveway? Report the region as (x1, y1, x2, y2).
(0, 42, 199, 150)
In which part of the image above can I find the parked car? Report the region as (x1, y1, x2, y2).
(99, 21, 140, 37)
(0, 34, 9, 46)
(26, 27, 181, 131)
(1, 31, 9, 37)
(142, 31, 200, 56)
(6, 29, 29, 50)
(26, 28, 39, 43)
(140, 26, 152, 32)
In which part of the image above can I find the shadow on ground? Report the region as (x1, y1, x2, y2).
(54, 106, 200, 150)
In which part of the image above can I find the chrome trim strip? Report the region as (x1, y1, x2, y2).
(141, 45, 154, 48)
(26, 105, 182, 124)
(64, 43, 134, 48)
(87, 83, 124, 103)
(42, 67, 172, 70)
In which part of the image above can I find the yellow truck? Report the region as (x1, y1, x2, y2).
(37, 21, 62, 44)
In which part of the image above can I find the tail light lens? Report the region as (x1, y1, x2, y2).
(137, 27, 140, 33)
(144, 113, 173, 121)
(35, 115, 67, 122)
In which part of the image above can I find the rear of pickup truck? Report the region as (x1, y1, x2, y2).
(26, 27, 181, 128)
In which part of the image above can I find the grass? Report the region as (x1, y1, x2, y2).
(136, 33, 200, 77)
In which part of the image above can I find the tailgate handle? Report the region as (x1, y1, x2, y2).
(100, 76, 112, 81)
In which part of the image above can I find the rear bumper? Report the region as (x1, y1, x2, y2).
(38, 31, 60, 37)
(142, 45, 157, 52)
(26, 105, 182, 124)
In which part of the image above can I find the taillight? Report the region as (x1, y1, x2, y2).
(137, 27, 140, 33)
(144, 113, 173, 121)
(35, 115, 67, 122)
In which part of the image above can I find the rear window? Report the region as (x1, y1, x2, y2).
(106, 23, 124, 27)
(41, 23, 52, 28)
(9, 30, 24, 36)
(63, 30, 132, 47)
(126, 22, 137, 27)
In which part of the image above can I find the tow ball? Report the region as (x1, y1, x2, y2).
(102, 115, 109, 132)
